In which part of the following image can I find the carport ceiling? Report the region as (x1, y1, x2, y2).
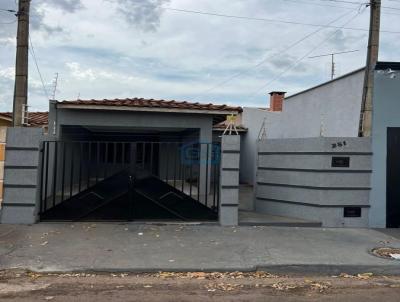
(82, 126, 196, 133)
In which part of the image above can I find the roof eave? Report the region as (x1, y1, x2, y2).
(56, 103, 241, 115)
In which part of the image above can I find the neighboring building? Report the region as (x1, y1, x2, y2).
(370, 62, 400, 228)
(241, 62, 400, 228)
(240, 68, 365, 185)
(0, 112, 49, 131)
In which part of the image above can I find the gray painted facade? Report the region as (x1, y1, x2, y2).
(370, 64, 400, 228)
(240, 68, 365, 185)
(0, 127, 43, 224)
(0, 102, 242, 225)
(255, 137, 372, 227)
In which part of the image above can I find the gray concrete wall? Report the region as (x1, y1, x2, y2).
(51, 107, 214, 139)
(255, 137, 372, 227)
(370, 66, 400, 228)
(0, 127, 43, 224)
(219, 135, 240, 226)
(239, 69, 364, 186)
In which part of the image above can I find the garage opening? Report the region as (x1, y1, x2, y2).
(38, 139, 220, 222)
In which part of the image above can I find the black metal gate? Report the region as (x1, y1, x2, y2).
(38, 141, 221, 221)
(387, 128, 400, 227)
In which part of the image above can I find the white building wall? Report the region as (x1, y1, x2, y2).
(277, 69, 364, 138)
(239, 108, 281, 185)
(240, 68, 365, 185)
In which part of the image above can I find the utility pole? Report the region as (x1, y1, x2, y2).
(309, 50, 359, 80)
(359, 0, 381, 137)
(12, 0, 30, 127)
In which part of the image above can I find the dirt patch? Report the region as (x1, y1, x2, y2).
(1, 270, 400, 301)
(371, 247, 400, 260)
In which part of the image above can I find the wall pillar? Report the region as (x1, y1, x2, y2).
(219, 135, 240, 226)
(0, 127, 43, 224)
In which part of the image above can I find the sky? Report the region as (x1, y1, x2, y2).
(0, 0, 399, 112)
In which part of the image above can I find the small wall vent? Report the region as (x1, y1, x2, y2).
(344, 207, 361, 218)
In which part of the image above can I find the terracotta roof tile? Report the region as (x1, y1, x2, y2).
(58, 98, 242, 113)
(0, 112, 48, 127)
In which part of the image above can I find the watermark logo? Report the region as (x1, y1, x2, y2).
(180, 142, 220, 165)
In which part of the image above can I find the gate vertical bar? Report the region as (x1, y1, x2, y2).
(78, 142, 83, 192)
(104, 142, 108, 178)
(165, 143, 169, 183)
(96, 142, 100, 184)
(150, 142, 154, 175)
(142, 143, 145, 169)
(173, 142, 177, 188)
(60, 142, 66, 202)
(69, 143, 74, 198)
(205, 143, 209, 207)
(180, 143, 184, 192)
(51, 141, 58, 207)
(39, 141, 46, 214)
(197, 147, 200, 202)
(43, 141, 50, 212)
(87, 142, 91, 189)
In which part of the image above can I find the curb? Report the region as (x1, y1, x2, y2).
(5, 264, 400, 276)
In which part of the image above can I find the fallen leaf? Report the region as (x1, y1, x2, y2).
(357, 272, 373, 279)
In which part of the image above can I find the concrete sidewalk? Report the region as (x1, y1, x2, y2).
(0, 223, 400, 275)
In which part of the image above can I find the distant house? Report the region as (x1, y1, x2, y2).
(0, 112, 49, 131)
(238, 62, 400, 228)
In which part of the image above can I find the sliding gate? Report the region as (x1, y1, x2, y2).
(38, 141, 221, 221)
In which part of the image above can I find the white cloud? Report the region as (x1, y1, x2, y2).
(0, 0, 399, 112)
(66, 62, 97, 81)
(0, 66, 15, 80)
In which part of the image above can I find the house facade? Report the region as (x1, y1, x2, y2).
(240, 62, 400, 228)
(0, 98, 243, 226)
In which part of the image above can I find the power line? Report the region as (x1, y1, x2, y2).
(0, 19, 16, 24)
(163, 7, 400, 34)
(283, 0, 399, 12)
(309, 0, 400, 11)
(0, 8, 16, 12)
(247, 10, 364, 101)
(308, 49, 359, 58)
(283, 0, 356, 9)
(381, 5, 400, 11)
(315, 0, 366, 4)
(29, 36, 50, 100)
(198, 10, 354, 96)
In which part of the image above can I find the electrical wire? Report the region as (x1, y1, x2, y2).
(29, 36, 50, 100)
(283, 0, 356, 10)
(0, 19, 16, 24)
(163, 7, 400, 34)
(314, 0, 366, 4)
(0, 8, 16, 13)
(247, 10, 365, 101)
(316, 0, 400, 11)
(198, 10, 354, 96)
(283, 0, 400, 15)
